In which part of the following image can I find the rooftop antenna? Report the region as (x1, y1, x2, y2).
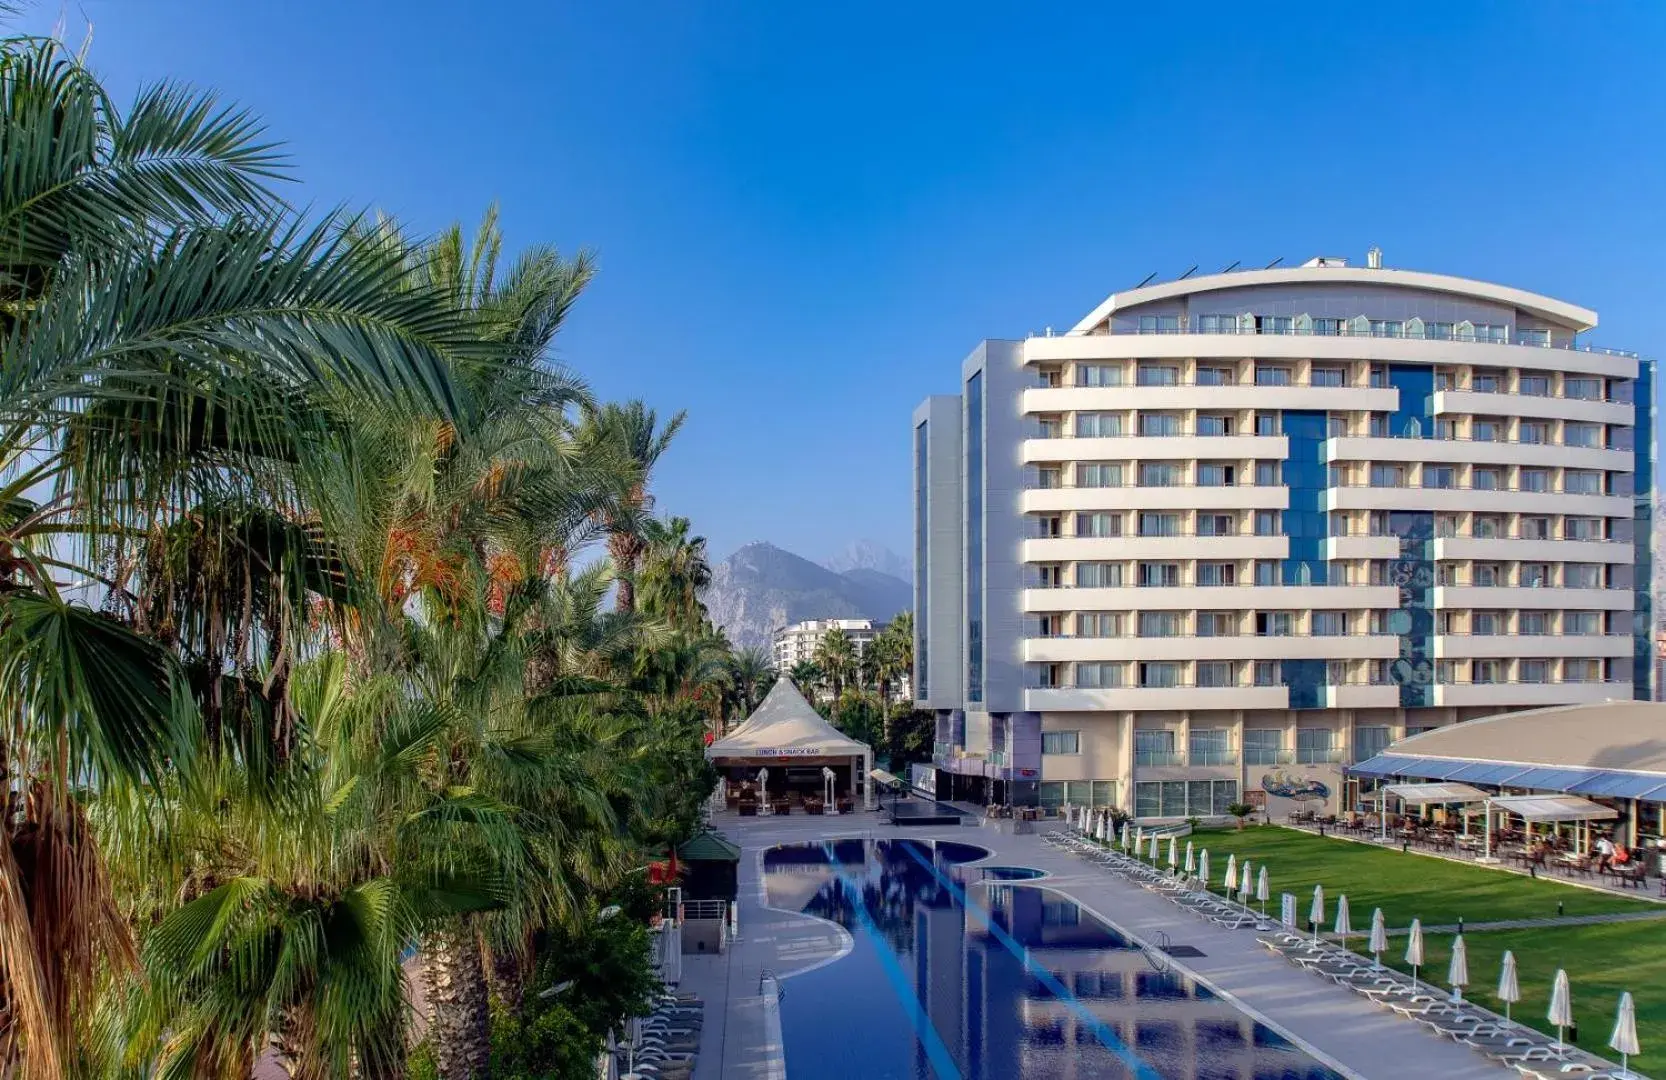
(1220, 260, 1241, 273)
(1177, 264, 1199, 280)
(1264, 256, 1284, 269)
(1135, 271, 1159, 288)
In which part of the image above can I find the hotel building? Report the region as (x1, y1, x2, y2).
(912, 252, 1655, 820)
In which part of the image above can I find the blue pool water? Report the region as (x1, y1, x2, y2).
(764, 838, 1341, 1080)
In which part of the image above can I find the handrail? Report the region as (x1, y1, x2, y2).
(1025, 323, 1639, 358)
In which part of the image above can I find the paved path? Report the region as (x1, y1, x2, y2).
(1353, 908, 1666, 938)
(699, 812, 1521, 1080)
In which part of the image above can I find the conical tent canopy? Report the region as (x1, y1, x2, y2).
(707, 679, 872, 759)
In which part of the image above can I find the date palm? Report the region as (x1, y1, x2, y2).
(725, 646, 776, 724)
(637, 515, 712, 632)
(579, 402, 685, 613)
(787, 659, 822, 699)
(811, 628, 858, 702)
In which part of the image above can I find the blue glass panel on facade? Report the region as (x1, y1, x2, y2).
(1384, 366, 1436, 709)
(1633, 358, 1656, 698)
(1281, 410, 1328, 709)
(965, 372, 984, 703)
(914, 420, 929, 699)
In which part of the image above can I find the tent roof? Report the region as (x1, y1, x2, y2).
(706, 679, 871, 760)
(1384, 782, 1487, 804)
(677, 829, 741, 863)
(1489, 794, 1619, 822)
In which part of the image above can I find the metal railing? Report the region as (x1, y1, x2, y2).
(1134, 749, 1185, 766)
(1026, 322, 1638, 358)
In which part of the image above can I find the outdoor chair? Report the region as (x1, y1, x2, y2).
(1605, 862, 1647, 889)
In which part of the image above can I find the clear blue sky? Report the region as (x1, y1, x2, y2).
(24, 1, 1666, 564)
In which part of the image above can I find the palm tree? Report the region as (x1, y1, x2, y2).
(812, 628, 858, 702)
(637, 516, 712, 632)
(725, 646, 777, 724)
(580, 402, 686, 613)
(788, 660, 823, 698)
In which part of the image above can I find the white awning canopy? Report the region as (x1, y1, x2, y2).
(1384, 782, 1488, 805)
(706, 679, 872, 760)
(1489, 794, 1620, 822)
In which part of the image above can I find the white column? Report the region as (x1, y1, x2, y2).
(863, 748, 874, 809)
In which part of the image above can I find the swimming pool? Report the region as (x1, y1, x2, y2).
(763, 838, 1342, 1080)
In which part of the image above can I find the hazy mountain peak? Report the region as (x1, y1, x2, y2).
(822, 539, 911, 580)
(706, 541, 910, 651)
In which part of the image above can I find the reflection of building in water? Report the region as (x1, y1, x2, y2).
(768, 840, 1332, 1079)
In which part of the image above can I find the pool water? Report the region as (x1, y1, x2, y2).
(764, 838, 1341, 1080)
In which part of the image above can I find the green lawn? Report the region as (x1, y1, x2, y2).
(1123, 826, 1665, 1075)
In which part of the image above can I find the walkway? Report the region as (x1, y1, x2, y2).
(1352, 907, 1666, 938)
(701, 811, 1518, 1080)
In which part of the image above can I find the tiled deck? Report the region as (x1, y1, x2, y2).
(693, 810, 1522, 1080)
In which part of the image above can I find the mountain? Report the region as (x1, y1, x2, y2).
(822, 539, 912, 581)
(705, 542, 911, 651)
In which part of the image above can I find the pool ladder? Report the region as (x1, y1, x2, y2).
(760, 968, 785, 1003)
(1141, 931, 1171, 974)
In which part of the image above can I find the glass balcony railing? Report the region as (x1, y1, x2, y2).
(1133, 749, 1184, 767)
(1188, 749, 1238, 767)
(1025, 322, 1637, 358)
(1243, 748, 1294, 766)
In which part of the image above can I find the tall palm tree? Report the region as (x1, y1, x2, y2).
(725, 646, 776, 724)
(787, 660, 822, 699)
(637, 516, 712, 632)
(811, 628, 858, 702)
(580, 402, 685, 613)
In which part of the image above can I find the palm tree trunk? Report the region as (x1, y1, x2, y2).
(421, 918, 491, 1080)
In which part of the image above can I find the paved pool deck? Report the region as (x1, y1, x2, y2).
(685, 810, 1520, 1080)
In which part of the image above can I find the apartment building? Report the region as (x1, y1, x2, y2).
(912, 252, 1656, 820)
(772, 618, 881, 671)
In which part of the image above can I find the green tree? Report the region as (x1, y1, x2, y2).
(812, 628, 858, 701)
(580, 402, 685, 613)
(788, 659, 823, 699)
(637, 515, 713, 632)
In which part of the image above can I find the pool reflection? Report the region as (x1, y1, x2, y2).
(765, 838, 1338, 1080)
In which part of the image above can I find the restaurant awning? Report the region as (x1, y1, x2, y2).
(1488, 794, 1620, 823)
(1384, 782, 1488, 805)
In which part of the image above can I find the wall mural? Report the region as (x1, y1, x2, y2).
(1259, 770, 1331, 803)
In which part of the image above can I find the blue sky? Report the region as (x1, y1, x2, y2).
(25, 1, 1666, 565)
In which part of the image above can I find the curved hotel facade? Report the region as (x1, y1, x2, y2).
(912, 253, 1655, 821)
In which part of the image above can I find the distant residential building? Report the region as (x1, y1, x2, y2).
(772, 618, 881, 671)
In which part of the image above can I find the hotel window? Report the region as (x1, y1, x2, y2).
(1564, 423, 1602, 448)
(1426, 321, 1454, 340)
(1564, 470, 1603, 495)
(1197, 512, 1236, 537)
(1437, 660, 1460, 684)
(1254, 509, 1282, 536)
(1255, 460, 1281, 485)
(1137, 361, 1180, 385)
(1472, 467, 1502, 491)
(1134, 729, 1177, 765)
(1518, 611, 1549, 636)
(1519, 421, 1550, 445)
(1473, 514, 1504, 538)
(1312, 611, 1347, 636)
(1254, 412, 1281, 436)
(1564, 658, 1601, 683)
(1253, 661, 1281, 686)
(1076, 661, 1126, 688)
(1041, 731, 1080, 755)
(1197, 463, 1236, 488)
(1565, 563, 1603, 589)
(1520, 516, 1551, 540)
(1472, 417, 1503, 442)
(1196, 313, 1239, 333)
(1310, 365, 1346, 387)
(1135, 782, 1162, 818)
(1565, 611, 1602, 635)
(1137, 512, 1180, 537)
(1137, 611, 1183, 638)
(1472, 369, 1502, 393)
(1472, 660, 1502, 685)
(1243, 729, 1284, 765)
(1256, 315, 1293, 335)
(1327, 465, 1349, 491)
(1139, 462, 1183, 487)
(1368, 659, 1392, 684)
(1437, 563, 1461, 586)
(1519, 659, 1550, 684)
(1190, 728, 1232, 763)
(1138, 315, 1179, 334)
(1254, 560, 1280, 586)
(1369, 413, 1391, 437)
(1564, 376, 1604, 401)
(1327, 414, 1350, 439)
(1325, 660, 1351, 685)
(1197, 364, 1235, 386)
(1370, 365, 1391, 388)
(1565, 517, 1604, 541)
(1077, 364, 1125, 387)
(1197, 561, 1236, 586)
(1474, 323, 1508, 344)
(1139, 662, 1182, 688)
(1255, 365, 1292, 387)
(1371, 464, 1407, 488)
(1520, 468, 1550, 493)
(1423, 466, 1456, 490)
(1076, 512, 1123, 538)
(1197, 414, 1235, 436)
(1474, 562, 1504, 587)
(1296, 728, 1334, 763)
(1434, 418, 1458, 440)
(1518, 372, 1551, 396)
(1075, 612, 1123, 638)
(1036, 467, 1063, 489)
(1355, 726, 1392, 761)
(1197, 611, 1237, 637)
(1139, 411, 1182, 436)
(1138, 561, 1181, 587)
(1369, 319, 1402, 337)
(1196, 662, 1236, 689)
(1435, 514, 1459, 538)
(1521, 563, 1553, 588)
(1040, 780, 1117, 808)
(1255, 611, 1293, 637)
(1076, 412, 1124, 437)
(1075, 562, 1123, 587)
(1314, 317, 1344, 336)
(1077, 462, 1124, 488)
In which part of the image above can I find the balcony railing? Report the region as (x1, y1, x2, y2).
(1134, 749, 1184, 767)
(1295, 748, 1345, 764)
(1244, 748, 1294, 766)
(1025, 322, 1637, 358)
(1188, 749, 1238, 766)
